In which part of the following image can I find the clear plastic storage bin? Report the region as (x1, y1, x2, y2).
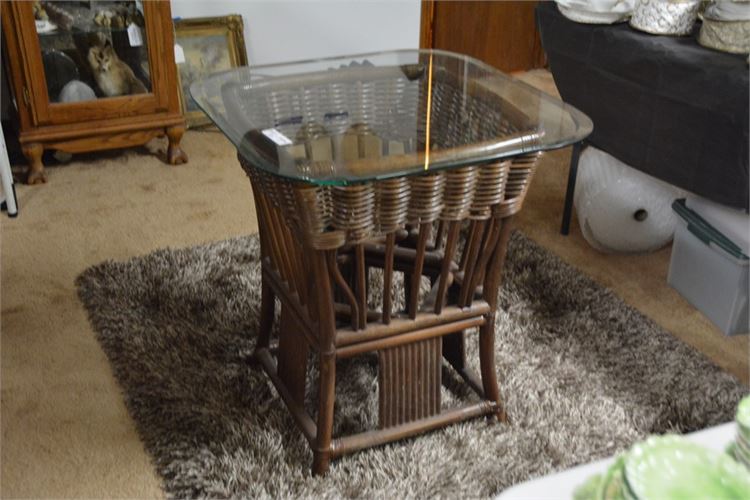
(668, 198, 749, 336)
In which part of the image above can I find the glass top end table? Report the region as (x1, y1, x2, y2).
(191, 49, 592, 185)
(192, 49, 592, 475)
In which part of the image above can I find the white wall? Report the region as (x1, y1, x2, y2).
(170, 0, 421, 66)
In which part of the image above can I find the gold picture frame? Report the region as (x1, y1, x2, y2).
(174, 15, 248, 128)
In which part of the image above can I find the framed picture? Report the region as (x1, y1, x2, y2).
(174, 15, 248, 128)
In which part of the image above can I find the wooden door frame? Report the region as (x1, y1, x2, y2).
(418, 1, 546, 71)
(419, 0, 437, 49)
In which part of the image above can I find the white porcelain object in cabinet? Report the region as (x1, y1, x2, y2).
(555, 0, 635, 24)
(630, 0, 701, 35)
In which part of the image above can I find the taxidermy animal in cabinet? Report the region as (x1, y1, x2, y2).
(87, 33, 147, 96)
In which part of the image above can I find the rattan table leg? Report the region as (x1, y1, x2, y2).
(381, 232, 396, 324)
(313, 350, 336, 475)
(256, 280, 275, 352)
(312, 250, 338, 476)
(277, 309, 309, 406)
(478, 215, 515, 422)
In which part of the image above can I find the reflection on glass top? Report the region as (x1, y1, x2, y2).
(190, 49, 592, 185)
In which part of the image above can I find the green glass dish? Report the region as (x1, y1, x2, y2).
(735, 434, 750, 463)
(625, 435, 750, 499)
(737, 395, 750, 430)
(573, 473, 603, 500)
(598, 455, 629, 500)
(190, 50, 592, 186)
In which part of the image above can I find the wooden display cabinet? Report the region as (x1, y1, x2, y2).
(1, 1, 187, 184)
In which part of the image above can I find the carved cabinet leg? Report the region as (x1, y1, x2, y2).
(21, 143, 46, 185)
(165, 125, 188, 165)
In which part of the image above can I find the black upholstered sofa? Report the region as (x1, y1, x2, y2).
(537, 2, 749, 214)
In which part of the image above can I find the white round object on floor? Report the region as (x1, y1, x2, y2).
(574, 147, 684, 253)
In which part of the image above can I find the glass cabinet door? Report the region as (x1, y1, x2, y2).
(33, 0, 151, 103)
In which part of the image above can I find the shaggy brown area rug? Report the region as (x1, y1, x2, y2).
(76, 231, 747, 498)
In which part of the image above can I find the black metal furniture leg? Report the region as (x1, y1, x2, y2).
(560, 141, 583, 235)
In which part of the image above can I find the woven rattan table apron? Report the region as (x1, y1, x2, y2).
(191, 50, 592, 475)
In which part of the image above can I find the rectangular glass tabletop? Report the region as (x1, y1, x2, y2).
(190, 49, 593, 186)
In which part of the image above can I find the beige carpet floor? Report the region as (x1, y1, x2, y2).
(2, 71, 747, 497)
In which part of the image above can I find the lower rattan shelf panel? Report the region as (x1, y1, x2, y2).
(378, 337, 442, 428)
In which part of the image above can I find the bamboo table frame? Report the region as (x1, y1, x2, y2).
(191, 49, 592, 476)
(240, 150, 542, 475)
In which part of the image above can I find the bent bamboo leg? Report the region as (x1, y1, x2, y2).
(277, 310, 309, 406)
(312, 250, 337, 475)
(256, 279, 275, 351)
(478, 216, 515, 422)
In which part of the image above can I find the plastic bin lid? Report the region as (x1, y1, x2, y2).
(673, 199, 749, 261)
(686, 196, 749, 255)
